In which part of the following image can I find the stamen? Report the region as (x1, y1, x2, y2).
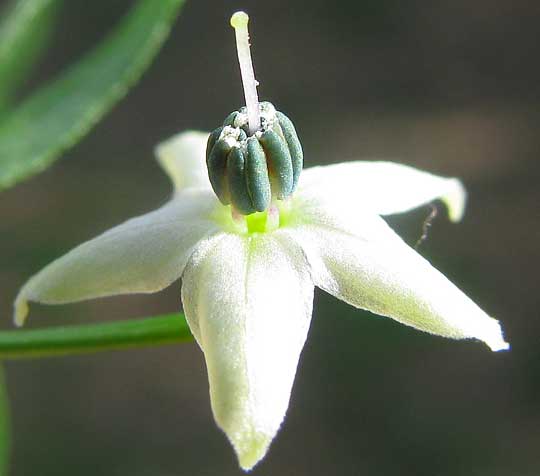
(231, 206, 245, 225)
(266, 200, 280, 232)
(230, 11, 260, 135)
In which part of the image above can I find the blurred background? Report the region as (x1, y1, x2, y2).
(1, 0, 539, 474)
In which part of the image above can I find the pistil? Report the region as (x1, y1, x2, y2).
(205, 13, 304, 233)
(230, 12, 260, 135)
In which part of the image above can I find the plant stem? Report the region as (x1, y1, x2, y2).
(0, 313, 192, 360)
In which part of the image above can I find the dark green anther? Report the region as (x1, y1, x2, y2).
(206, 138, 232, 205)
(246, 137, 271, 211)
(276, 111, 303, 190)
(206, 101, 303, 215)
(206, 127, 223, 160)
(227, 147, 256, 215)
(259, 130, 293, 199)
(223, 111, 238, 127)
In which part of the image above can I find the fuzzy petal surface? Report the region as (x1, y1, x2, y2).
(280, 193, 508, 351)
(299, 161, 466, 221)
(155, 130, 211, 192)
(14, 189, 219, 325)
(182, 232, 314, 470)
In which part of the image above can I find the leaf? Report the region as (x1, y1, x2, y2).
(0, 0, 186, 191)
(0, 0, 60, 110)
(0, 368, 9, 476)
(0, 313, 192, 360)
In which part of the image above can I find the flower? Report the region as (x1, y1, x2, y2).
(14, 130, 509, 470)
(15, 10, 509, 471)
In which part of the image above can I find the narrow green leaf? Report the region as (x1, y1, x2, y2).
(0, 313, 193, 360)
(0, 0, 186, 191)
(0, 368, 10, 476)
(0, 0, 60, 109)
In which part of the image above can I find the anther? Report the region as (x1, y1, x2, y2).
(206, 103, 303, 215)
(259, 130, 293, 199)
(227, 147, 256, 215)
(245, 136, 271, 211)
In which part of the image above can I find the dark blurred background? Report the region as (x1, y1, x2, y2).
(1, 0, 539, 475)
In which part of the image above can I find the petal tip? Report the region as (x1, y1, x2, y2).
(444, 178, 467, 222)
(487, 337, 510, 352)
(13, 296, 29, 327)
(490, 341, 510, 352)
(154, 131, 210, 191)
(481, 318, 510, 352)
(232, 431, 272, 472)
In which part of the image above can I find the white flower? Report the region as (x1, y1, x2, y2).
(14, 131, 509, 470)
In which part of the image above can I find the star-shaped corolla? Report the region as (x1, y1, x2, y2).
(14, 131, 509, 470)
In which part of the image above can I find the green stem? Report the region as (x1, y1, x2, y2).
(0, 313, 193, 360)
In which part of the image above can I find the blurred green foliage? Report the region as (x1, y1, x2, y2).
(0, 0, 59, 111)
(0, 1, 187, 474)
(0, 0, 186, 191)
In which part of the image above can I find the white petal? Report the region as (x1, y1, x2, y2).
(281, 197, 508, 352)
(182, 232, 314, 470)
(155, 131, 211, 191)
(14, 190, 219, 326)
(299, 161, 466, 221)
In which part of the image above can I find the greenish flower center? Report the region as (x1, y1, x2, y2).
(211, 199, 294, 236)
